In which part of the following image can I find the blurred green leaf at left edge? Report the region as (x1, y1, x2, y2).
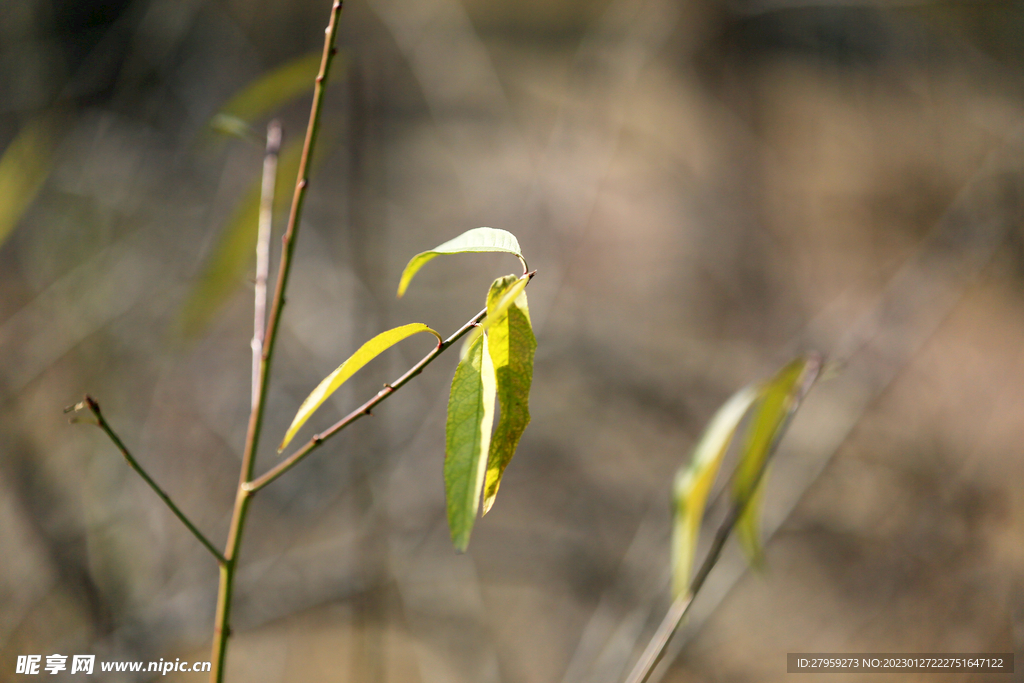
(0, 115, 60, 251)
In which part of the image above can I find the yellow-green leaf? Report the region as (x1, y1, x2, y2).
(0, 116, 58, 250)
(735, 467, 769, 569)
(397, 228, 526, 298)
(672, 386, 758, 598)
(482, 277, 535, 514)
(278, 323, 441, 452)
(459, 274, 530, 358)
(731, 355, 822, 565)
(445, 332, 497, 552)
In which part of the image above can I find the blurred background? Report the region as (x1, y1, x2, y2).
(2, 0, 1024, 680)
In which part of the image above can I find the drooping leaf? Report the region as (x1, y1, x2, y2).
(397, 228, 526, 298)
(672, 386, 758, 598)
(210, 51, 345, 133)
(445, 333, 497, 552)
(459, 274, 530, 358)
(279, 323, 442, 452)
(731, 355, 822, 565)
(482, 277, 535, 514)
(0, 116, 58, 251)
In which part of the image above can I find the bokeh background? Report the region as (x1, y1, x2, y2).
(2, 0, 1024, 681)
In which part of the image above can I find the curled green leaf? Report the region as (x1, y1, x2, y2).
(279, 323, 441, 452)
(459, 274, 531, 358)
(397, 228, 526, 298)
(731, 355, 822, 565)
(482, 277, 535, 514)
(672, 386, 758, 598)
(445, 333, 497, 552)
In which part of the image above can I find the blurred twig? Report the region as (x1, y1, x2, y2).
(251, 121, 282, 410)
(68, 396, 226, 565)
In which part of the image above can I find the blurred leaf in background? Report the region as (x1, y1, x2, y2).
(208, 51, 345, 140)
(0, 115, 59, 251)
(176, 139, 303, 340)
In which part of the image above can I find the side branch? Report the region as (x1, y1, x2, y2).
(244, 305, 489, 493)
(69, 396, 227, 566)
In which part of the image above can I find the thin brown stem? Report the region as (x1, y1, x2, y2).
(211, 3, 344, 682)
(622, 493, 747, 683)
(251, 120, 282, 410)
(245, 305, 488, 494)
(70, 397, 226, 566)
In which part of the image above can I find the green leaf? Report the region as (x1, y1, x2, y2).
(279, 323, 442, 452)
(482, 276, 535, 514)
(731, 355, 822, 566)
(459, 274, 531, 358)
(672, 386, 758, 598)
(397, 228, 527, 298)
(735, 467, 769, 570)
(210, 51, 344, 131)
(0, 116, 58, 250)
(445, 332, 497, 552)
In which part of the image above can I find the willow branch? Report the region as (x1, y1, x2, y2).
(240, 2, 342, 490)
(212, 4, 345, 681)
(69, 396, 226, 566)
(245, 305, 488, 493)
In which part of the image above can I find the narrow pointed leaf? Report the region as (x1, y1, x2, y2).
(731, 355, 822, 565)
(672, 386, 758, 598)
(397, 228, 526, 298)
(279, 323, 441, 452)
(445, 333, 496, 552)
(735, 468, 768, 568)
(482, 277, 535, 514)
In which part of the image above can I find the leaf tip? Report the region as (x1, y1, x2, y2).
(452, 533, 470, 553)
(481, 495, 496, 516)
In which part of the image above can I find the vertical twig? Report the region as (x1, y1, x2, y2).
(210, 4, 344, 682)
(251, 121, 282, 410)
